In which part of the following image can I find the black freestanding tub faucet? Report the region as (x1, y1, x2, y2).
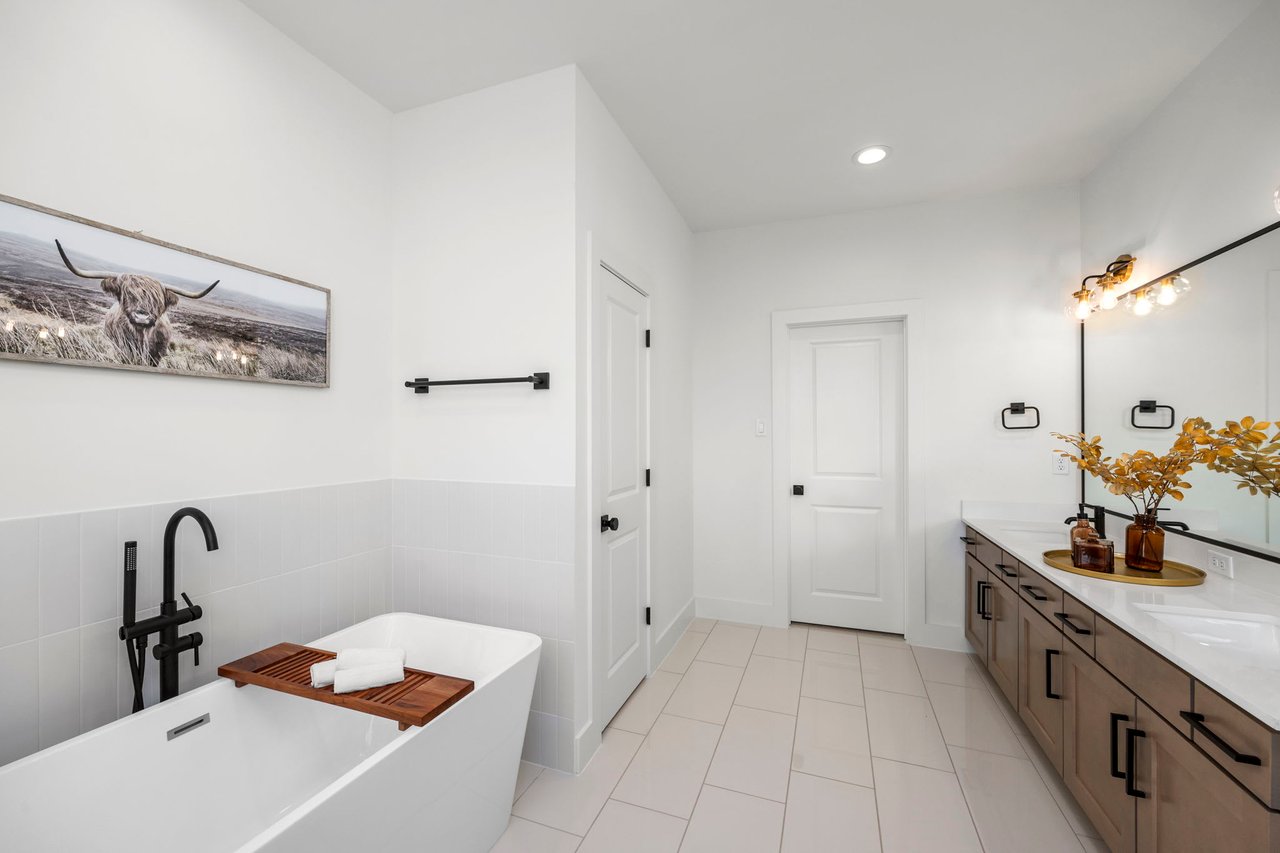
(119, 507, 218, 709)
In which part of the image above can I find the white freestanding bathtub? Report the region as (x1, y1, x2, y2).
(0, 613, 540, 852)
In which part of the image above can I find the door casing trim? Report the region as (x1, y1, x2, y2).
(771, 300, 928, 641)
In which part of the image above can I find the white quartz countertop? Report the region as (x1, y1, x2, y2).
(964, 515, 1280, 729)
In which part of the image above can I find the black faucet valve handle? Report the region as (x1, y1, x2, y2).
(181, 592, 194, 609)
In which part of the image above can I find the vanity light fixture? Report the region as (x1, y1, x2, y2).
(1068, 254, 1135, 321)
(853, 145, 890, 165)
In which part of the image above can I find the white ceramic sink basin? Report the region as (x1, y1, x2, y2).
(1134, 604, 1280, 654)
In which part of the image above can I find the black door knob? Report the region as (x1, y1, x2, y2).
(792, 485, 804, 496)
(600, 514, 620, 533)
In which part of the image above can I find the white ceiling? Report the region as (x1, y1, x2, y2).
(243, 0, 1259, 231)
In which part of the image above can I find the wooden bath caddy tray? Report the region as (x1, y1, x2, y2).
(1041, 550, 1206, 587)
(218, 643, 473, 731)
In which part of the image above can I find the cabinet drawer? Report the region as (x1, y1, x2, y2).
(1053, 594, 1095, 656)
(973, 530, 1001, 571)
(1095, 617, 1192, 738)
(1192, 684, 1280, 809)
(1017, 565, 1065, 622)
(990, 552, 1020, 588)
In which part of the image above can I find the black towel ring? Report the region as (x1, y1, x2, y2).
(1131, 401, 1175, 430)
(1001, 402, 1040, 430)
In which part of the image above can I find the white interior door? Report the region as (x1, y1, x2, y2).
(594, 263, 650, 728)
(789, 320, 904, 633)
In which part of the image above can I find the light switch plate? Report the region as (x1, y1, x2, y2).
(755, 418, 767, 437)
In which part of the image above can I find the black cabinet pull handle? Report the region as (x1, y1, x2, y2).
(1045, 648, 1061, 699)
(1054, 611, 1092, 635)
(978, 582, 992, 621)
(1021, 584, 1048, 601)
(960, 536, 976, 545)
(995, 563, 1017, 578)
(1109, 712, 1130, 779)
(1180, 711, 1263, 766)
(1125, 728, 1148, 798)
(600, 514, 620, 533)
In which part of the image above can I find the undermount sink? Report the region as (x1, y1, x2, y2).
(1134, 604, 1280, 654)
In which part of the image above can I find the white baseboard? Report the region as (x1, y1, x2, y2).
(694, 596, 788, 628)
(653, 597, 694, 669)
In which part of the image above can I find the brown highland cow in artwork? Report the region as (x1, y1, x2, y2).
(54, 238, 219, 367)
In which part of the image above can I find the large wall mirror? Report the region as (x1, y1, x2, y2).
(1083, 221, 1280, 555)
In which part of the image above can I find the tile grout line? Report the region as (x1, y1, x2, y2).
(580, 626, 704, 845)
(912, 644, 990, 853)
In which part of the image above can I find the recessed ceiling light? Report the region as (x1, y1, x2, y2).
(853, 145, 890, 166)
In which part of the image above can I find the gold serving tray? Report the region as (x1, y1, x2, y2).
(1040, 550, 1206, 587)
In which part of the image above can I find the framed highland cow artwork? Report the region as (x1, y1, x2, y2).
(0, 194, 329, 387)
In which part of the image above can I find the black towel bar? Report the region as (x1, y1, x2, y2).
(404, 373, 550, 394)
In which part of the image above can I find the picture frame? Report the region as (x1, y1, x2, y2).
(0, 193, 330, 388)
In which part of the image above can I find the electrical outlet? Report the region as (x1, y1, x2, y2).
(1206, 549, 1235, 579)
(1052, 454, 1071, 475)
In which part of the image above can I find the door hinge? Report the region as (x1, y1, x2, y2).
(646, 468, 651, 487)
(645, 606, 651, 626)
(645, 329, 651, 348)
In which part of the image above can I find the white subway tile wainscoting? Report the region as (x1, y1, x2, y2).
(498, 621, 1103, 853)
(392, 478, 576, 770)
(0, 477, 576, 771)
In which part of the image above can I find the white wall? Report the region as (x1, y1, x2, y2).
(0, 0, 394, 520)
(573, 69, 696, 751)
(390, 67, 577, 486)
(388, 66, 696, 770)
(1081, 1, 1280, 282)
(692, 185, 1081, 647)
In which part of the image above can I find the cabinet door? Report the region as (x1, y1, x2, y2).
(1019, 599, 1065, 773)
(964, 554, 989, 660)
(1063, 643, 1137, 853)
(986, 570, 1019, 707)
(1134, 702, 1280, 853)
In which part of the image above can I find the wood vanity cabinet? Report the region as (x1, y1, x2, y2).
(1018, 599, 1065, 773)
(963, 523, 1280, 852)
(1134, 701, 1280, 853)
(1062, 642, 1137, 853)
(985, 571, 1019, 707)
(964, 553, 990, 661)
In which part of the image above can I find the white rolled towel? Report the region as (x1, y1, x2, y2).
(310, 660, 338, 688)
(333, 662, 405, 694)
(336, 648, 406, 670)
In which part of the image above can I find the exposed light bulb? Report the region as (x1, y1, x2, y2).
(240, 355, 248, 366)
(1133, 288, 1154, 316)
(1073, 289, 1093, 321)
(37, 328, 49, 340)
(1156, 278, 1178, 306)
(1098, 282, 1119, 310)
(215, 351, 224, 362)
(1172, 274, 1191, 296)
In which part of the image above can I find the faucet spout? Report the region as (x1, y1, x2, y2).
(162, 507, 218, 605)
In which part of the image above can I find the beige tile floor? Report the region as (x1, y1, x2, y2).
(494, 621, 1103, 852)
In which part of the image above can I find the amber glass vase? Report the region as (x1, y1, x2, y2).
(1124, 513, 1165, 572)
